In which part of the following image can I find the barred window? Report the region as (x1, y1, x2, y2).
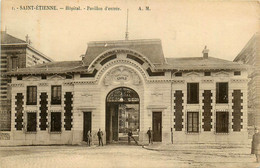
(51, 85, 61, 105)
(187, 112, 199, 132)
(27, 86, 37, 105)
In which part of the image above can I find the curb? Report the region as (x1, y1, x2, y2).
(142, 145, 252, 152)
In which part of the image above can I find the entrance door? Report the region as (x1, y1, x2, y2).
(83, 112, 91, 142)
(153, 112, 162, 142)
(106, 87, 140, 143)
(112, 104, 119, 141)
(106, 104, 119, 142)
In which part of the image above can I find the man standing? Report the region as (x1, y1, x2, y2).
(147, 127, 153, 145)
(252, 127, 260, 162)
(97, 128, 103, 146)
(87, 130, 92, 146)
(128, 130, 133, 144)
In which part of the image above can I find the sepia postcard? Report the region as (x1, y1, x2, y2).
(0, 0, 259, 167)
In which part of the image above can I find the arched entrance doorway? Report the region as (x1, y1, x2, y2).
(106, 87, 140, 143)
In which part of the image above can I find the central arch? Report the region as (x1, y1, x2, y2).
(105, 87, 140, 143)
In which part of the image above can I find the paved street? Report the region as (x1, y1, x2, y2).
(0, 144, 259, 168)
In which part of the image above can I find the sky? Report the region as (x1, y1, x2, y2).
(1, 0, 259, 61)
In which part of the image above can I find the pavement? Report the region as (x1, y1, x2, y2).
(0, 143, 260, 168)
(143, 143, 260, 168)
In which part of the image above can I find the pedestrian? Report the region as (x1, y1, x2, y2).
(251, 127, 260, 162)
(128, 130, 138, 145)
(97, 128, 103, 146)
(147, 127, 153, 145)
(87, 130, 92, 146)
(128, 130, 133, 144)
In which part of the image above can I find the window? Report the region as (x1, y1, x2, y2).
(41, 75, 47, 79)
(216, 112, 229, 133)
(11, 57, 18, 69)
(234, 71, 241, 76)
(204, 72, 211, 76)
(51, 112, 61, 132)
(51, 85, 61, 105)
(7, 78, 11, 83)
(216, 82, 228, 103)
(187, 83, 199, 104)
(175, 72, 182, 77)
(27, 86, 37, 105)
(66, 74, 73, 79)
(27, 113, 37, 132)
(17, 76, 22, 80)
(187, 112, 199, 132)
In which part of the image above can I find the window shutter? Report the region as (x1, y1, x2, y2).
(216, 83, 219, 103)
(187, 83, 190, 103)
(226, 83, 228, 101)
(196, 83, 199, 103)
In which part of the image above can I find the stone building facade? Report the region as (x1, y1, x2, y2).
(234, 33, 260, 134)
(0, 31, 53, 132)
(4, 39, 249, 145)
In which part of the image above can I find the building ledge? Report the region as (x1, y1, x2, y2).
(76, 106, 96, 110)
(147, 105, 168, 109)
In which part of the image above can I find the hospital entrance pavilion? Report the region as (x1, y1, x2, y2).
(2, 39, 249, 146)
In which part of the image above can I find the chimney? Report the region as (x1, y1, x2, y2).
(202, 46, 209, 59)
(80, 54, 85, 60)
(25, 34, 29, 43)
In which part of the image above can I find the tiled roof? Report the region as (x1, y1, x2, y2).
(6, 56, 249, 76)
(1, 31, 26, 44)
(233, 32, 259, 63)
(5, 61, 85, 75)
(83, 39, 165, 65)
(157, 57, 250, 70)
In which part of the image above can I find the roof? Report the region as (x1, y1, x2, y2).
(83, 39, 165, 65)
(5, 56, 249, 76)
(1, 31, 26, 44)
(5, 61, 85, 75)
(1, 31, 54, 62)
(234, 32, 259, 63)
(154, 57, 250, 71)
(5, 37, 249, 76)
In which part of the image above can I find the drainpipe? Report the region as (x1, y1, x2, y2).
(171, 72, 173, 144)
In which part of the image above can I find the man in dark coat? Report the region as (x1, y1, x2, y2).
(128, 130, 133, 144)
(147, 127, 153, 145)
(97, 128, 103, 146)
(128, 130, 138, 145)
(251, 127, 260, 162)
